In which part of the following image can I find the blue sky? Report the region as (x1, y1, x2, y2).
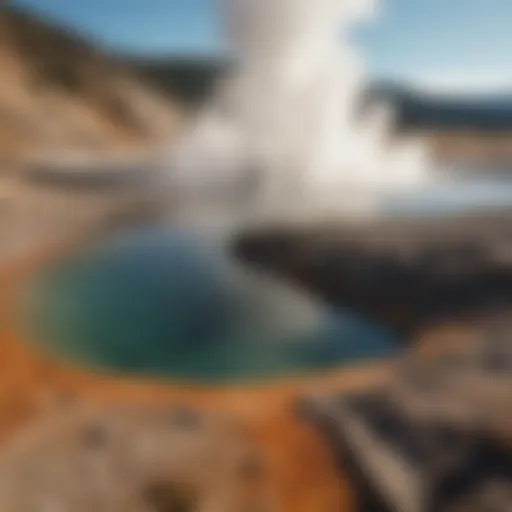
(12, 0, 512, 94)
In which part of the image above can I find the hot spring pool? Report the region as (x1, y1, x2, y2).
(15, 226, 401, 384)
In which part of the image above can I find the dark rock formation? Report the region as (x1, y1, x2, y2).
(233, 212, 512, 337)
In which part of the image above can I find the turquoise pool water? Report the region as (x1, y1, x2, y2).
(16, 226, 401, 384)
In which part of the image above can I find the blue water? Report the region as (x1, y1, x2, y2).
(16, 226, 401, 384)
(385, 177, 512, 217)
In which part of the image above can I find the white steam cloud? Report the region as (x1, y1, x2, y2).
(167, 0, 433, 227)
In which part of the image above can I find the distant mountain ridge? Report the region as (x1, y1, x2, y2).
(130, 57, 512, 132)
(368, 83, 512, 132)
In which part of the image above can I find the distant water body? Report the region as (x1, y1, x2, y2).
(15, 226, 401, 384)
(384, 174, 512, 217)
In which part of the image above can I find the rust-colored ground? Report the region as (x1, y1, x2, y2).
(0, 239, 395, 512)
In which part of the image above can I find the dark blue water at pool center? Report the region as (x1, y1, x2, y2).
(16, 226, 401, 384)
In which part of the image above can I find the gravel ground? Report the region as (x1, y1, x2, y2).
(0, 170, 170, 265)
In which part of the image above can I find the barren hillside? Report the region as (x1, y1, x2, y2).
(0, 2, 181, 166)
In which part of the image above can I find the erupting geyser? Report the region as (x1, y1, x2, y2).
(169, 0, 433, 225)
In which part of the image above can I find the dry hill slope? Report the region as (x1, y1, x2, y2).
(0, 2, 181, 165)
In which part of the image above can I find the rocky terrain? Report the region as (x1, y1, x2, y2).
(0, 177, 169, 265)
(0, 402, 271, 512)
(232, 216, 512, 509)
(0, 2, 181, 167)
(233, 211, 512, 337)
(300, 316, 512, 511)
